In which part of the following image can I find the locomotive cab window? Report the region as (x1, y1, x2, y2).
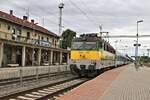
(72, 41, 97, 50)
(97, 41, 102, 49)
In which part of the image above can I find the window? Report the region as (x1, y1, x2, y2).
(38, 36, 40, 40)
(54, 40, 57, 47)
(12, 28, 15, 34)
(47, 37, 49, 41)
(18, 29, 22, 35)
(27, 32, 30, 39)
(12, 28, 16, 40)
(52, 38, 54, 44)
(72, 42, 97, 50)
(8, 25, 11, 30)
(41, 36, 44, 40)
(96, 41, 102, 49)
(34, 33, 37, 37)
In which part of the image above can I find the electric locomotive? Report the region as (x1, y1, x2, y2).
(69, 33, 129, 77)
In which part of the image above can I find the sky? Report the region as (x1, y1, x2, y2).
(0, 0, 150, 56)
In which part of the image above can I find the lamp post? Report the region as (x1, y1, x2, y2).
(135, 20, 143, 66)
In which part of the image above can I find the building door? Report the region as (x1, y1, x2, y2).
(16, 47, 22, 66)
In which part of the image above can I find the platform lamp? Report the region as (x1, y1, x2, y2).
(135, 20, 143, 66)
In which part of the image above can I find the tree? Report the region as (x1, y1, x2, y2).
(61, 29, 76, 49)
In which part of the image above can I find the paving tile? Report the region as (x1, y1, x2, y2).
(100, 64, 150, 100)
(58, 65, 126, 100)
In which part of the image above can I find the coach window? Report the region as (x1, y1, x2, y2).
(103, 43, 105, 50)
(106, 45, 108, 51)
(104, 43, 107, 50)
(110, 47, 112, 53)
(107, 46, 110, 52)
(107, 45, 109, 52)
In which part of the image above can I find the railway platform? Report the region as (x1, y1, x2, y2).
(58, 64, 150, 100)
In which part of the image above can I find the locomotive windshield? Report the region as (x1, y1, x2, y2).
(72, 42, 97, 50)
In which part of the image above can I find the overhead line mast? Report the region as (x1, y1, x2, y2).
(58, 3, 64, 36)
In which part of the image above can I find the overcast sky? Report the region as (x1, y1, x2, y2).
(1, 0, 150, 56)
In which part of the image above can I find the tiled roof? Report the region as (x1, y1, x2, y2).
(0, 11, 59, 38)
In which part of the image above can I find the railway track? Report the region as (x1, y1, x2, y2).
(0, 71, 71, 92)
(0, 72, 75, 97)
(0, 78, 89, 100)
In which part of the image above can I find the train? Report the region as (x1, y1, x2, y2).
(69, 33, 131, 77)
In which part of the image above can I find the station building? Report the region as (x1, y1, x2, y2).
(0, 10, 69, 67)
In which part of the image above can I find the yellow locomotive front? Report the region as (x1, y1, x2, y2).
(69, 42, 99, 76)
(69, 34, 115, 77)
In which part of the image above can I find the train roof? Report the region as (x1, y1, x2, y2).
(73, 33, 115, 51)
(73, 33, 108, 43)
